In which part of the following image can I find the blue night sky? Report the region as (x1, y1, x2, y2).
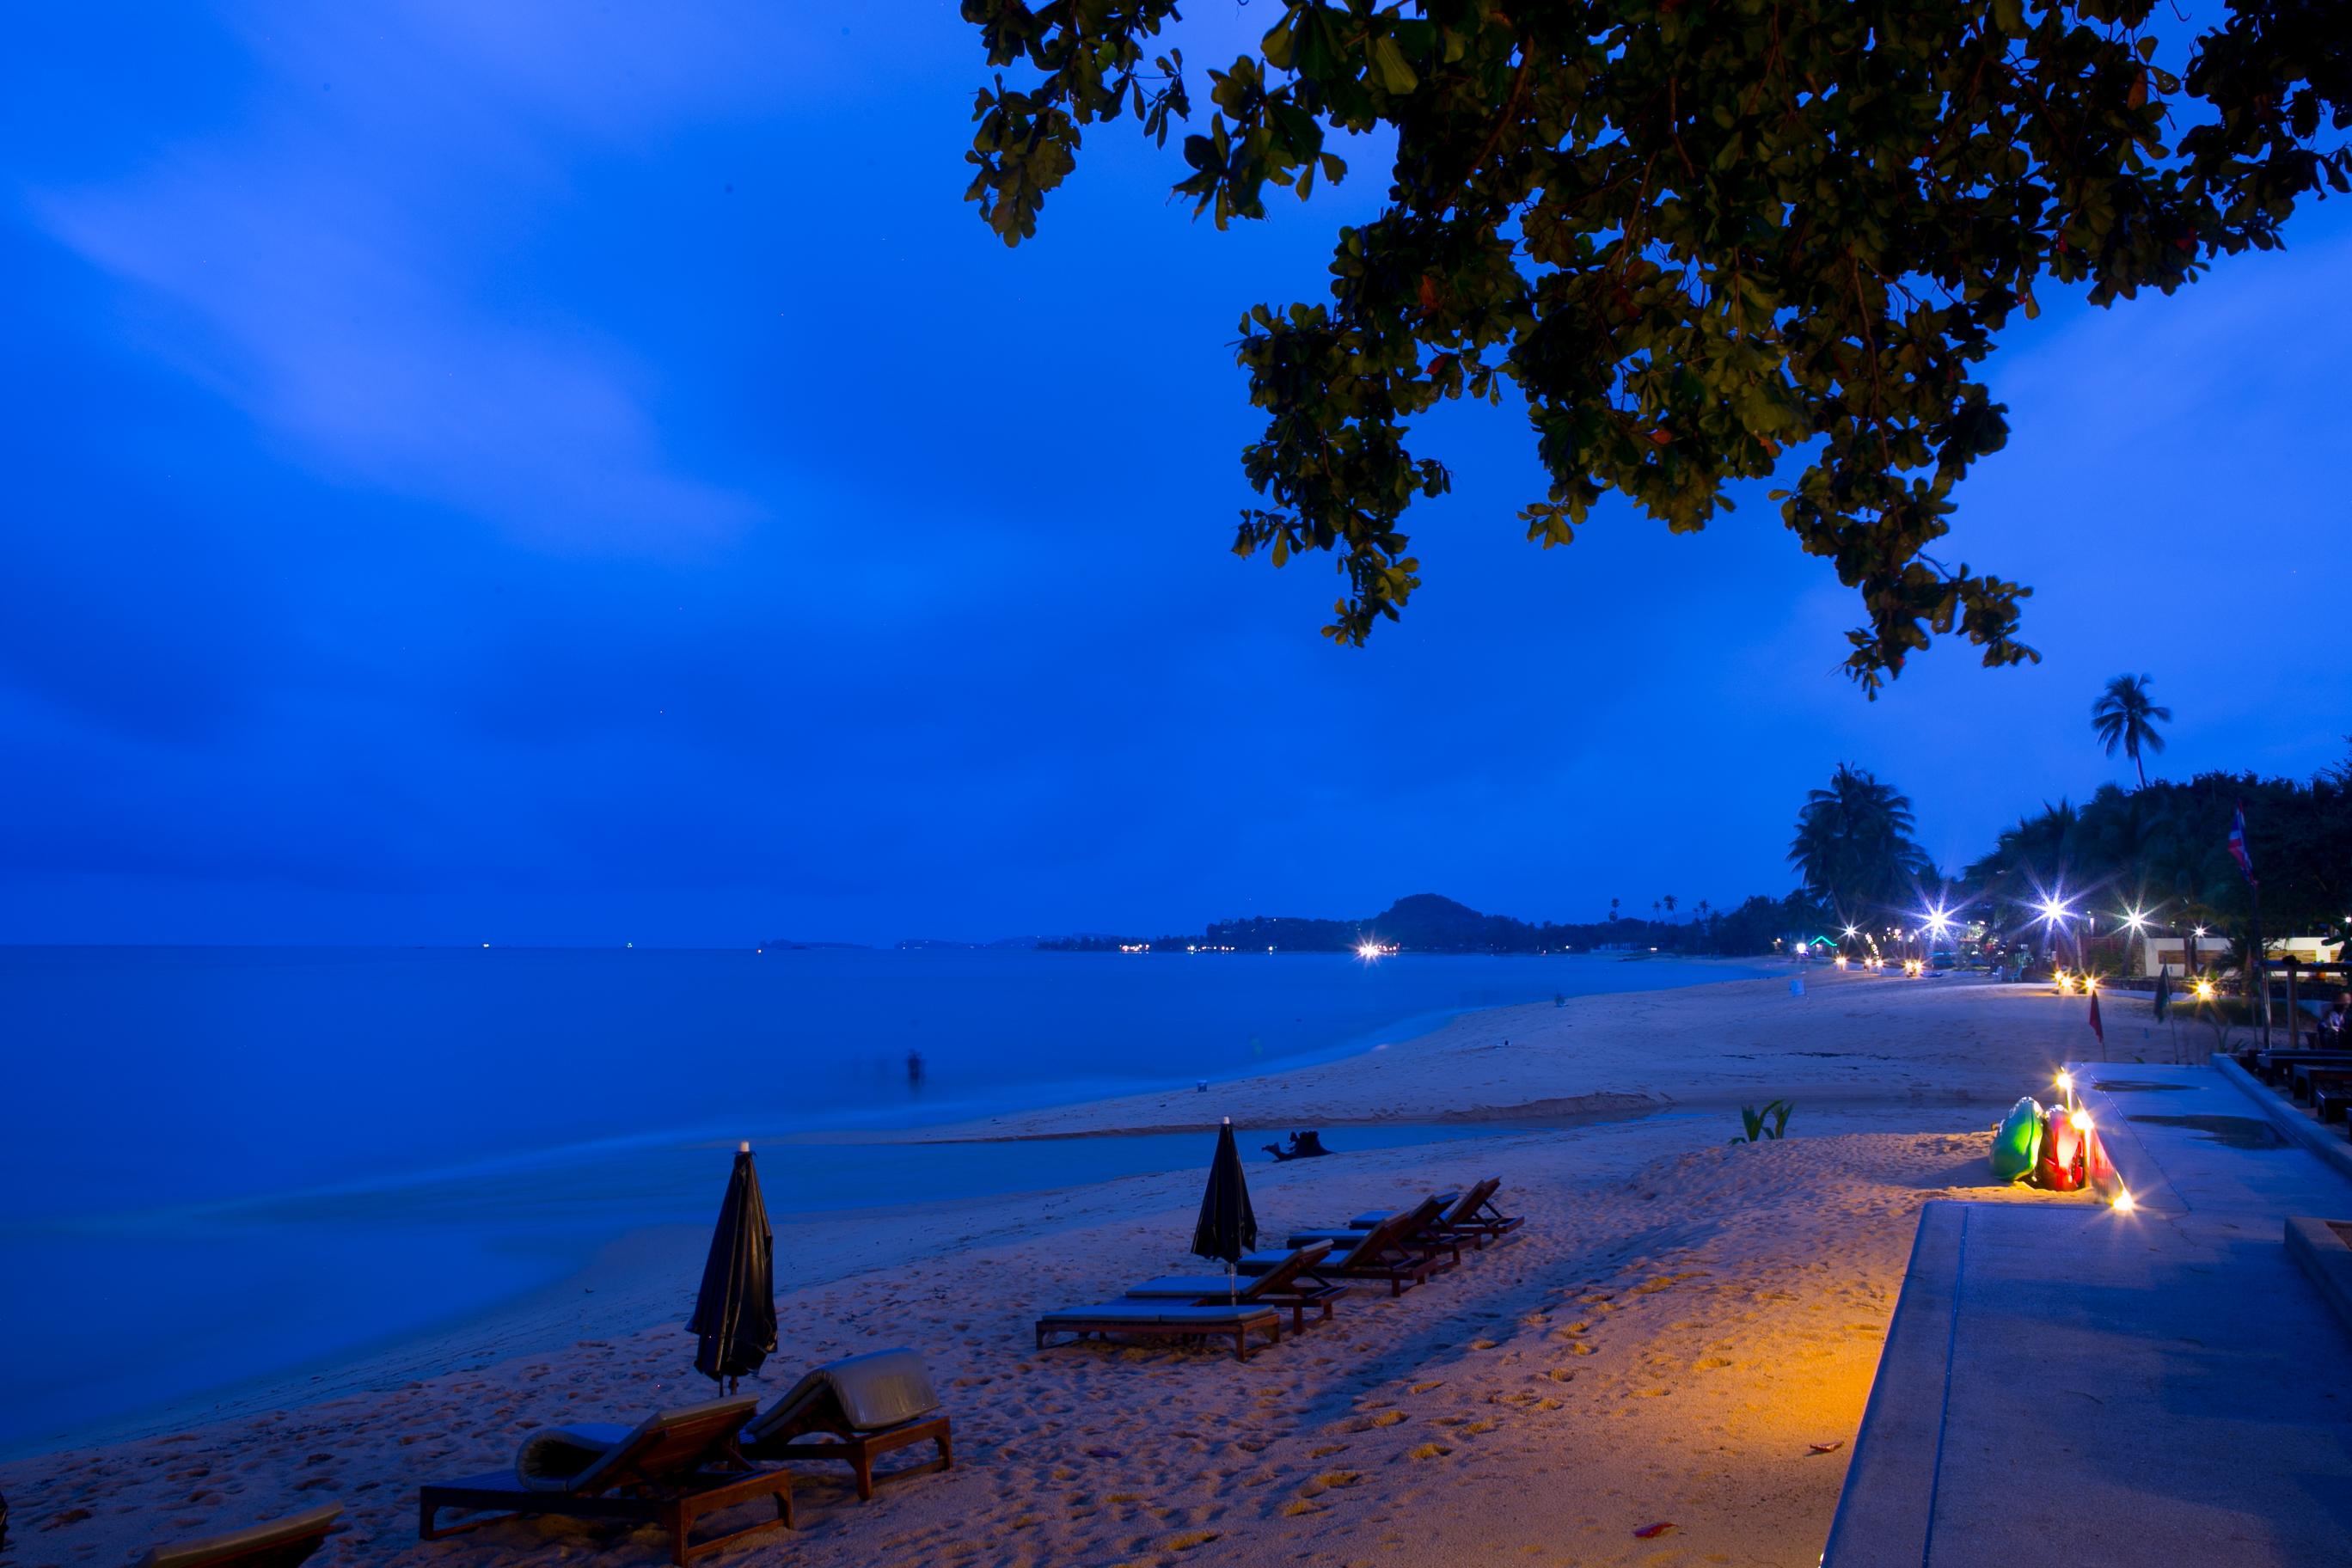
(4, 3, 2347, 946)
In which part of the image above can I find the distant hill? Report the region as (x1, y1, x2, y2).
(896, 935, 1043, 951)
(761, 939, 872, 950)
(1206, 893, 1549, 953)
(1042, 893, 1571, 953)
(1037, 890, 1819, 957)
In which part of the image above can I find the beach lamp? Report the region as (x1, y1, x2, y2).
(2113, 1186, 2135, 1215)
(2194, 977, 2216, 1001)
(2055, 1070, 2073, 1112)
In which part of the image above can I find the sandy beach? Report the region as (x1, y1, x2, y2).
(1, 971, 2155, 1567)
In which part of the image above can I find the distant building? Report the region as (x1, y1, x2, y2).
(2138, 934, 2343, 977)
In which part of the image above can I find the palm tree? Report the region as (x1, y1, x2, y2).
(1663, 894, 1678, 921)
(2092, 674, 2171, 788)
(1788, 764, 1935, 917)
(1608, 897, 1620, 925)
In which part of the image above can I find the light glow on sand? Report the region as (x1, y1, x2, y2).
(2113, 1186, 2136, 1214)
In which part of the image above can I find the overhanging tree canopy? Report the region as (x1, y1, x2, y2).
(960, 0, 2349, 689)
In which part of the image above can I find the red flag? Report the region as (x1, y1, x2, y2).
(2088, 989, 2104, 1045)
(2226, 801, 2256, 884)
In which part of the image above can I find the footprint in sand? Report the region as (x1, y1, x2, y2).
(1407, 1442, 1452, 1460)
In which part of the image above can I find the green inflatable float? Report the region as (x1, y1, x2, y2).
(1991, 1096, 2043, 1182)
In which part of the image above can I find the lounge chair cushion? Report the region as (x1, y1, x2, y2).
(1127, 1274, 1260, 1300)
(1349, 1189, 1469, 1228)
(743, 1348, 940, 1441)
(514, 1422, 635, 1492)
(511, 1397, 751, 1492)
(1038, 1301, 1275, 1328)
(1285, 1228, 1373, 1246)
(138, 1503, 342, 1568)
(1234, 1247, 1305, 1273)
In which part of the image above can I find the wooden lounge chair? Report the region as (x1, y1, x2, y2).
(1123, 1241, 1344, 1331)
(138, 1504, 341, 1568)
(1285, 1194, 1466, 1270)
(418, 1396, 788, 1566)
(1035, 1300, 1283, 1361)
(738, 1348, 952, 1501)
(1247, 1200, 1456, 1296)
(1345, 1177, 1523, 1243)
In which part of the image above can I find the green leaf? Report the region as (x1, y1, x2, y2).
(1369, 34, 1418, 95)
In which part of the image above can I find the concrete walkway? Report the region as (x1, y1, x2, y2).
(1824, 1063, 2352, 1566)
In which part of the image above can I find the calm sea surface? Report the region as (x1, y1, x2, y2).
(0, 946, 1753, 1453)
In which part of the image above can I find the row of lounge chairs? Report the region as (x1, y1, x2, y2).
(1036, 1178, 1523, 1361)
(122, 1350, 952, 1568)
(420, 1347, 952, 1563)
(106, 1179, 1527, 1563)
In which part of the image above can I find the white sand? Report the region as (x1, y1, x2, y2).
(2, 971, 2153, 1567)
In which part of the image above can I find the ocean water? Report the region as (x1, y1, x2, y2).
(0, 945, 1752, 1454)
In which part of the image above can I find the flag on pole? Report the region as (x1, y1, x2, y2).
(2153, 969, 2170, 1023)
(2088, 988, 2104, 1045)
(2226, 801, 2256, 884)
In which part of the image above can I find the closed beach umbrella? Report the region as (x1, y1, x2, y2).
(1191, 1118, 1259, 1298)
(687, 1141, 777, 1390)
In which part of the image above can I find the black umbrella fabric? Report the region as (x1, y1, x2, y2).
(2153, 969, 2171, 1023)
(687, 1142, 777, 1390)
(1191, 1118, 1259, 1283)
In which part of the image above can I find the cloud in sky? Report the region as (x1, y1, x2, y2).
(2, 1, 2345, 946)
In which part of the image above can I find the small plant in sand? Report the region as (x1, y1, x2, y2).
(1731, 1099, 1795, 1143)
